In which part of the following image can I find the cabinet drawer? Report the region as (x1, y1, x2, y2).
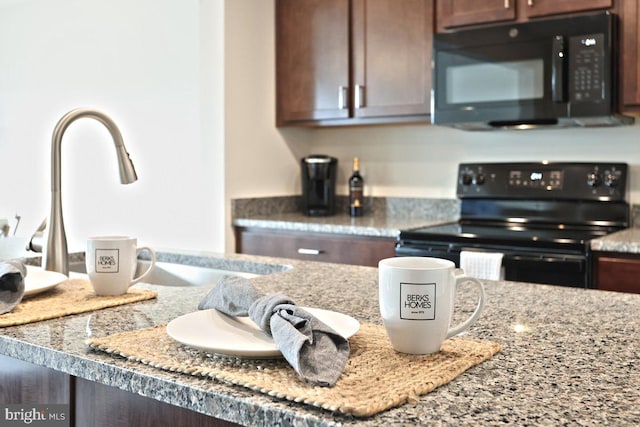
(235, 228, 396, 267)
(593, 253, 640, 294)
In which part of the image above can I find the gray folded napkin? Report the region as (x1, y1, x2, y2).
(0, 259, 27, 314)
(198, 276, 350, 387)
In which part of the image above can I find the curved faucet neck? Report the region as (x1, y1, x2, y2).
(45, 108, 138, 275)
(50, 109, 135, 192)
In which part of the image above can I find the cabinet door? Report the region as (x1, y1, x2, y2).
(437, 0, 516, 29)
(523, 0, 613, 19)
(437, 0, 613, 30)
(276, 0, 350, 126)
(352, 0, 433, 118)
(594, 254, 640, 294)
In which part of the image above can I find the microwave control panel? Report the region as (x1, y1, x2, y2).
(457, 162, 627, 201)
(569, 33, 605, 103)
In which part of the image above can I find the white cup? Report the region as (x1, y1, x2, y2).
(86, 236, 156, 296)
(378, 256, 485, 354)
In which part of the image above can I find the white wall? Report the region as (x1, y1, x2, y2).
(223, 0, 310, 252)
(310, 123, 640, 202)
(0, 0, 225, 254)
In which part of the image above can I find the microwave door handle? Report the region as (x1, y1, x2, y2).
(552, 35, 566, 103)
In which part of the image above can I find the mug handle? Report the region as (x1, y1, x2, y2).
(130, 246, 156, 285)
(445, 272, 486, 339)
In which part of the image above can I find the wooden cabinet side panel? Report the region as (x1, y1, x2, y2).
(621, 0, 640, 108)
(0, 355, 70, 405)
(275, 0, 351, 125)
(594, 255, 640, 294)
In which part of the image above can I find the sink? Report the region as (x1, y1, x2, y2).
(69, 260, 262, 287)
(0, 237, 32, 260)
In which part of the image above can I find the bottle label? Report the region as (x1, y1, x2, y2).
(350, 185, 363, 204)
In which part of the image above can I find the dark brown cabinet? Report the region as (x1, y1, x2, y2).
(436, 0, 613, 31)
(524, 0, 613, 18)
(620, 0, 640, 109)
(593, 252, 640, 294)
(0, 355, 70, 405)
(276, 0, 350, 124)
(437, 0, 516, 29)
(0, 355, 235, 427)
(235, 227, 396, 267)
(74, 377, 236, 427)
(276, 0, 433, 126)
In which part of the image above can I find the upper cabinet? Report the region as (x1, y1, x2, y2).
(276, 0, 433, 127)
(276, 0, 350, 125)
(620, 0, 640, 109)
(437, 0, 516, 28)
(436, 0, 613, 31)
(524, 0, 613, 18)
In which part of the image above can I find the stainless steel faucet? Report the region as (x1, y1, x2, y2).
(44, 108, 138, 275)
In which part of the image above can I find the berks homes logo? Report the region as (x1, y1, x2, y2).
(399, 282, 436, 320)
(95, 248, 119, 273)
(2, 405, 69, 426)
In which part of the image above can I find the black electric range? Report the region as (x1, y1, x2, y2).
(396, 162, 629, 288)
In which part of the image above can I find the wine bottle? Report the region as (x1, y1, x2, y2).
(349, 157, 364, 217)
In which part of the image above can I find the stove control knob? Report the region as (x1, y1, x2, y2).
(473, 173, 486, 185)
(604, 173, 618, 187)
(587, 172, 602, 187)
(461, 173, 473, 186)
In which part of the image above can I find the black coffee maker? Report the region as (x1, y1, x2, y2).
(301, 155, 337, 216)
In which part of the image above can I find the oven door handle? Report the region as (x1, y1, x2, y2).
(502, 253, 585, 263)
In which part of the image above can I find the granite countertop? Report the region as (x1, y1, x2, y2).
(1, 250, 639, 426)
(591, 228, 640, 253)
(234, 196, 640, 254)
(231, 196, 460, 237)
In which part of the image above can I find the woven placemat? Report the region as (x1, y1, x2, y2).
(88, 322, 501, 417)
(0, 279, 157, 327)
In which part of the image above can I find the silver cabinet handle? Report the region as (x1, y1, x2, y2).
(354, 84, 364, 109)
(338, 86, 348, 109)
(527, 0, 533, 6)
(504, 0, 509, 8)
(298, 248, 323, 255)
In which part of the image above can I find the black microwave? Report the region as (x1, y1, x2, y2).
(432, 12, 633, 130)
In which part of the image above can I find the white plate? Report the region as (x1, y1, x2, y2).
(23, 266, 68, 297)
(166, 307, 360, 358)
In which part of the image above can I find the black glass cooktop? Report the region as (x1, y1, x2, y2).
(399, 221, 618, 251)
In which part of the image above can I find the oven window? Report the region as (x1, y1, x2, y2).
(445, 58, 544, 104)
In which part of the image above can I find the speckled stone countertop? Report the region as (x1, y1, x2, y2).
(2, 250, 639, 426)
(590, 205, 640, 253)
(231, 196, 459, 237)
(591, 228, 640, 253)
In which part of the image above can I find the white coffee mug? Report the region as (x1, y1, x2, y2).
(86, 236, 156, 296)
(378, 256, 485, 354)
